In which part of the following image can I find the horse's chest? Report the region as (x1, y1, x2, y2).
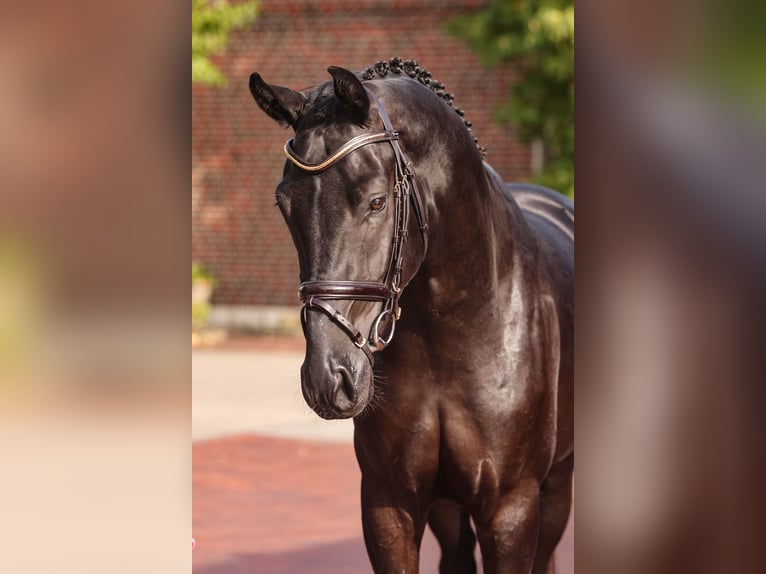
(432, 389, 555, 502)
(432, 414, 502, 503)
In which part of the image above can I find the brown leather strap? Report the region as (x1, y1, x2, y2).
(299, 281, 389, 301)
(367, 90, 429, 248)
(284, 130, 399, 173)
(301, 297, 375, 363)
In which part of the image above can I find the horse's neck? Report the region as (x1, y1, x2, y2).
(411, 160, 539, 318)
(387, 85, 540, 320)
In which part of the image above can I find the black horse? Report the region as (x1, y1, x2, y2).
(249, 58, 573, 574)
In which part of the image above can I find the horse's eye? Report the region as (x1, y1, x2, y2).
(370, 197, 386, 211)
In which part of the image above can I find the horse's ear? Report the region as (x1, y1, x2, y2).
(249, 73, 305, 129)
(327, 66, 369, 123)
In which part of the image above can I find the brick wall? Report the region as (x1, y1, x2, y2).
(192, 0, 531, 306)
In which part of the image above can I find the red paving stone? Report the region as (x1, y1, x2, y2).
(193, 435, 573, 573)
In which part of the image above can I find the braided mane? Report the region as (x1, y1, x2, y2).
(361, 57, 486, 158)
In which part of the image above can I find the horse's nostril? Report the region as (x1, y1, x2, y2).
(332, 365, 357, 407)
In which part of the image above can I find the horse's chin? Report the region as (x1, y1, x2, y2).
(312, 397, 369, 420)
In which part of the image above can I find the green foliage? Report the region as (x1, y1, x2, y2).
(697, 1, 766, 112)
(447, 0, 574, 197)
(192, 0, 258, 85)
(192, 262, 216, 331)
(192, 302, 211, 331)
(192, 262, 216, 285)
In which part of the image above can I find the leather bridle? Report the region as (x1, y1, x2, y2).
(283, 88, 429, 363)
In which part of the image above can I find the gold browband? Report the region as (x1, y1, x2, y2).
(283, 130, 398, 173)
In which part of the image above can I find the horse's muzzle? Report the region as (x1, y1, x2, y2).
(300, 358, 370, 420)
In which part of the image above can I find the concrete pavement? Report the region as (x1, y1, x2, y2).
(192, 345, 354, 443)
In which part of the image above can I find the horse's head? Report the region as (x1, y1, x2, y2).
(249, 66, 428, 419)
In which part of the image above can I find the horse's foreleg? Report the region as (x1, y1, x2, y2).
(532, 454, 574, 574)
(474, 478, 541, 574)
(361, 476, 426, 574)
(428, 498, 477, 574)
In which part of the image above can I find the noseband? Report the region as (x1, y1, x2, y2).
(284, 88, 429, 363)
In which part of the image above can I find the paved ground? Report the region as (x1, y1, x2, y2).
(192, 337, 573, 572)
(192, 343, 353, 443)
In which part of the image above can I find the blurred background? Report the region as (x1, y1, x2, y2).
(577, 1, 766, 572)
(0, 1, 189, 572)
